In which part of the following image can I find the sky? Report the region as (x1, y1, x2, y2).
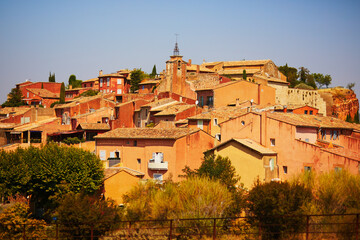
(0, 0, 359, 103)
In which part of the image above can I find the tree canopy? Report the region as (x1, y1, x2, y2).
(48, 72, 55, 82)
(60, 82, 65, 103)
(1, 87, 26, 107)
(312, 73, 332, 88)
(0, 144, 104, 216)
(278, 64, 299, 87)
(130, 69, 147, 93)
(150, 65, 157, 78)
(68, 74, 82, 89)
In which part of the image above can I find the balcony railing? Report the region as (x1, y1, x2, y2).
(108, 158, 121, 167)
(148, 159, 168, 170)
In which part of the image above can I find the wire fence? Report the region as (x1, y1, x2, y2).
(1, 213, 359, 240)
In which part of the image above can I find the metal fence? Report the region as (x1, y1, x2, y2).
(1, 213, 359, 239)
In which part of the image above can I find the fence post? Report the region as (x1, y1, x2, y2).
(90, 224, 94, 240)
(356, 214, 359, 240)
(213, 218, 217, 240)
(169, 219, 173, 240)
(306, 215, 310, 240)
(23, 224, 26, 240)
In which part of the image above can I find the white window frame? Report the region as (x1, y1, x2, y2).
(117, 89, 122, 94)
(197, 120, 203, 130)
(117, 79, 122, 85)
(153, 173, 163, 181)
(107, 78, 110, 87)
(100, 79, 103, 87)
(99, 150, 106, 160)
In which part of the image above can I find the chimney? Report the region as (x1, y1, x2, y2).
(99, 70, 103, 76)
(236, 98, 240, 106)
(188, 59, 192, 66)
(283, 105, 287, 113)
(196, 65, 200, 74)
(69, 85, 72, 90)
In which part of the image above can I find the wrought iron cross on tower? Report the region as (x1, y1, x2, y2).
(173, 34, 180, 56)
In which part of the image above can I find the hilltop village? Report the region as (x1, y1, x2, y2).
(1, 46, 359, 204)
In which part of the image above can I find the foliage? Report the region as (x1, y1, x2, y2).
(68, 74, 82, 89)
(48, 72, 55, 82)
(123, 177, 233, 221)
(2, 87, 26, 107)
(79, 89, 99, 97)
(278, 64, 299, 87)
(294, 82, 314, 90)
(346, 82, 355, 90)
(242, 69, 247, 80)
(247, 180, 312, 240)
(0, 203, 48, 239)
(54, 192, 122, 239)
(312, 73, 332, 88)
(354, 110, 360, 124)
(345, 113, 353, 123)
(130, 69, 148, 93)
(50, 101, 60, 108)
(145, 122, 155, 128)
(298, 67, 310, 83)
(0, 143, 104, 218)
(62, 137, 85, 145)
(150, 65, 157, 78)
(60, 82, 65, 103)
(306, 74, 317, 89)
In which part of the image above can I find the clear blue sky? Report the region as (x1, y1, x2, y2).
(1, 0, 359, 103)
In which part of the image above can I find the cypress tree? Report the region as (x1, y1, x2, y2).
(150, 65, 157, 79)
(345, 113, 352, 123)
(60, 82, 65, 103)
(243, 70, 247, 80)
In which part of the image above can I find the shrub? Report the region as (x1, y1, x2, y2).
(247, 180, 312, 240)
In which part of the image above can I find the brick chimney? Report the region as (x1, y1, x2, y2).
(196, 65, 200, 74)
(188, 59, 192, 66)
(99, 70, 103, 76)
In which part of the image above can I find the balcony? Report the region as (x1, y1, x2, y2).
(148, 159, 168, 170)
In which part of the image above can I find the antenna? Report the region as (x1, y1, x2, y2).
(173, 33, 180, 56)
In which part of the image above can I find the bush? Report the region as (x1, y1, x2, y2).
(55, 192, 122, 239)
(0, 203, 48, 239)
(247, 180, 312, 240)
(62, 137, 84, 145)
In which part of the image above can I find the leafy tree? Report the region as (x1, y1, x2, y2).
(0, 144, 104, 218)
(48, 72, 55, 82)
(150, 65, 157, 78)
(79, 89, 99, 97)
(247, 180, 312, 240)
(68, 74, 82, 89)
(0, 203, 48, 239)
(55, 192, 122, 239)
(60, 82, 65, 103)
(306, 74, 317, 89)
(347, 82, 355, 90)
(1, 87, 26, 107)
(50, 101, 60, 108)
(130, 69, 147, 93)
(278, 64, 298, 87)
(298, 67, 310, 83)
(294, 82, 314, 90)
(242, 69, 247, 80)
(312, 73, 332, 88)
(354, 110, 359, 124)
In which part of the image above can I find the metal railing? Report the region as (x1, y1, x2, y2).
(1, 213, 359, 239)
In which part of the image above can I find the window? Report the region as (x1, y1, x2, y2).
(214, 118, 218, 126)
(134, 140, 137, 146)
(126, 141, 130, 145)
(310, 110, 313, 115)
(283, 166, 288, 174)
(100, 79, 103, 87)
(153, 173, 163, 181)
(332, 130, 339, 140)
(270, 138, 275, 146)
(117, 79, 122, 85)
(137, 158, 141, 164)
(109, 152, 115, 158)
(305, 138, 309, 143)
(198, 96, 204, 107)
(197, 120, 203, 130)
(269, 158, 275, 171)
(241, 121, 245, 126)
(207, 96, 213, 107)
(215, 134, 221, 141)
(304, 110, 308, 114)
(99, 150, 106, 160)
(115, 151, 120, 158)
(142, 85, 145, 90)
(117, 89, 122, 94)
(304, 166, 312, 172)
(107, 78, 110, 86)
(334, 166, 342, 172)
(321, 129, 326, 140)
(152, 152, 164, 163)
(27, 92, 29, 98)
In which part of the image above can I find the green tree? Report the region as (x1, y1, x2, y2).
(298, 67, 310, 83)
(312, 73, 332, 88)
(60, 82, 65, 103)
(68, 74, 82, 89)
(1, 88, 26, 107)
(347, 82, 355, 90)
(0, 144, 104, 218)
(130, 69, 147, 93)
(306, 74, 317, 89)
(354, 110, 359, 124)
(242, 69, 247, 80)
(278, 64, 298, 87)
(48, 72, 55, 82)
(150, 65, 157, 78)
(247, 181, 312, 240)
(345, 113, 353, 123)
(41, 83, 44, 89)
(55, 192, 122, 239)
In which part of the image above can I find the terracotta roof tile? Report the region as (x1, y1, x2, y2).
(77, 123, 110, 130)
(202, 59, 271, 67)
(267, 112, 360, 130)
(27, 88, 59, 98)
(0, 107, 31, 116)
(95, 127, 199, 140)
(142, 98, 177, 108)
(104, 167, 145, 179)
(208, 138, 276, 155)
(188, 106, 248, 121)
(154, 104, 195, 116)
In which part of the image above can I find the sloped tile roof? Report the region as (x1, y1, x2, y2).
(142, 98, 177, 108)
(154, 104, 195, 116)
(95, 127, 200, 140)
(202, 59, 271, 67)
(188, 106, 248, 121)
(0, 107, 31, 116)
(27, 88, 59, 98)
(267, 112, 360, 130)
(77, 123, 110, 130)
(104, 167, 145, 179)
